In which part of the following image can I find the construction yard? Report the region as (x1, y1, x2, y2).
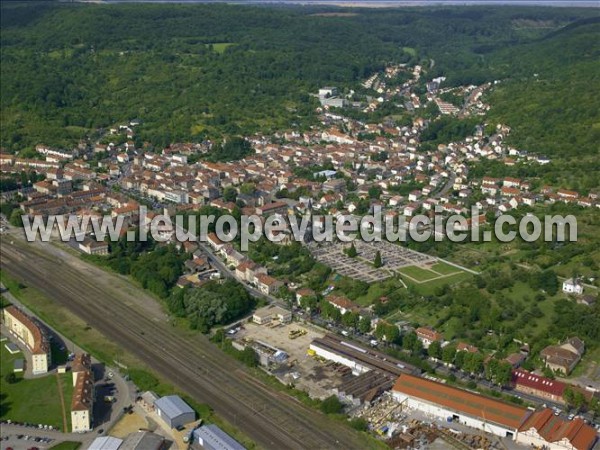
(234, 321, 351, 399)
(351, 393, 522, 450)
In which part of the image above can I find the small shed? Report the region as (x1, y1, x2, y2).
(139, 390, 159, 412)
(154, 395, 195, 429)
(5, 342, 19, 354)
(13, 359, 24, 373)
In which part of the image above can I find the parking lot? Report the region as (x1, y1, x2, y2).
(0, 423, 86, 450)
(310, 241, 437, 282)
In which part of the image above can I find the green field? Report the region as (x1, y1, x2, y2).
(411, 272, 473, 297)
(429, 262, 462, 276)
(402, 46, 417, 57)
(0, 344, 73, 430)
(49, 442, 81, 450)
(0, 271, 136, 366)
(206, 42, 236, 54)
(397, 265, 440, 282)
(354, 278, 405, 307)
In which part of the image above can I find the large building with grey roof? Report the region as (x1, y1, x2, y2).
(87, 436, 123, 450)
(154, 395, 195, 429)
(193, 424, 246, 450)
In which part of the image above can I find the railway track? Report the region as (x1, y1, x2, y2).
(1, 241, 368, 450)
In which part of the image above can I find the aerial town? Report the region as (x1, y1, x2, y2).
(1, 58, 598, 450)
(1, 3, 599, 450)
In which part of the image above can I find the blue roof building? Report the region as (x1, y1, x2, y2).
(193, 424, 246, 450)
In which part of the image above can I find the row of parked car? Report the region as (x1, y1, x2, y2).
(1, 419, 56, 430)
(0, 433, 54, 446)
(15, 434, 54, 444)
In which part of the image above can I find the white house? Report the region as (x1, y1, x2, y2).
(562, 278, 583, 295)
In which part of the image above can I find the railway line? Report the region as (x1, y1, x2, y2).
(0, 240, 369, 450)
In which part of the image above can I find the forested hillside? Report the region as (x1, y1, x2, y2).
(1, 2, 598, 159)
(486, 17, 600, 158)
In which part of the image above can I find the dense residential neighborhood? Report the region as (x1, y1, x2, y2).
(1, 3, 599, 449)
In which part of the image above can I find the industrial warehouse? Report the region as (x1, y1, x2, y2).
(309, 334, 418, 377)
(392, 374, 530, 439)
(391, 374, 598, 449)
(309, 334, 419, 406)
(308, 334, 598, 449)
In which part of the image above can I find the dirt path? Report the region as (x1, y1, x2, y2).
(55, 373, 68, 433)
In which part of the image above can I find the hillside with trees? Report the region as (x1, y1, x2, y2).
(1, 2, 598, 163)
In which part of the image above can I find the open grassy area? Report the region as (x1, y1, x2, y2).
(354, 278, 405, 307)
(402, 46, 417, 56)
(397, 263, 472, 296)
(49, 442, 81, 450)
(397, 265, 439, 282)
(570, 345, 600, 379)
(429, 262, 461, 276)
(207, 42, 236, 53)
(1, 270, 140, 367)
(404, 271, 472, 297)
(0, 344, 73, 430)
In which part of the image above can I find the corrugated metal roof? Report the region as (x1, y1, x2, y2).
(87, 436, 123, 450)
(154, 395, 194, 420)
(119, 431, 165, 450)
(193, 424, 246, 450)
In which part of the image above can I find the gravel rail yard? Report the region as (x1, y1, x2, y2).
(0, 238, 371, 450)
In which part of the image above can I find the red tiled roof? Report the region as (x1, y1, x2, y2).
(540, 345, 579, 369)
(393, 374, 530, 430)
(256, 274, 280, 287)
(260, 201, 288, 212)
(3, 306, 49, 355)
(236, 261, 258, 273)
(457, 342, 478, 353)
(72, 353, 92, 374)
(519, 409, 598, 450)
(71, 370, 94, 412)
(511, 369, 566, 397)
(415, 327, 442, 342)
(296, 288, 315, 297)
(328, 296, 358, 311)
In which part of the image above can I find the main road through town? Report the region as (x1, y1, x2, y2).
(0, 237, 370, 450)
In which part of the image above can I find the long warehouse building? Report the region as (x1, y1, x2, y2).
(392, 374, 599, 449)
(309, 334, 418, 377)
(392, 373, 529, 439)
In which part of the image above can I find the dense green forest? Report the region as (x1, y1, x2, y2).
(169, 279, 256, 332)
(1, 2, 598, 160)
(86, 233, 187, 298)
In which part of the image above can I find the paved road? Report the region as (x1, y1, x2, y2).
(0, 239, 370, 450)
(176, 225, 287, 308)
(0, 423, 91, 449)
